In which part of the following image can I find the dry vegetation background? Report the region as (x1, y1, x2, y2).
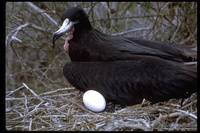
(5, 2, 197, 131)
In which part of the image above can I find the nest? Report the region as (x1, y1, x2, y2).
(6, 83, 197, 131)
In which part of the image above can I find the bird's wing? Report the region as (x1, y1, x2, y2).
(124, 37, 197, 61)
(63, 59, 197, 106)
(89, 35, 195, 62)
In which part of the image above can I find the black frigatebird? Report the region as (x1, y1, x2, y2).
(52, 7, 197, 106)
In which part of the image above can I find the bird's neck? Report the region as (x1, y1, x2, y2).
(68, 27, 107, 61)
(72, 19, 92, 41)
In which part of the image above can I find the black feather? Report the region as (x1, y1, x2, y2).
(54, 7, 197, 106)
(63, 57, 196, 105)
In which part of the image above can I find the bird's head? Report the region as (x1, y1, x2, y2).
(52, 7, 91, 47)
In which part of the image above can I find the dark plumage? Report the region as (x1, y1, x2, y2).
(52, 7, 197, 106)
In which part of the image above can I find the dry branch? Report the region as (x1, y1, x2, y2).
(25, 2, 58, 26)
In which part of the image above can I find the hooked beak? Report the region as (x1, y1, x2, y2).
(52, 18, 75, 47)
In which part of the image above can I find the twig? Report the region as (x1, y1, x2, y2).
(170, 15, 183, 43)
(22, 92, 29, 114)
(59, 96, 92, 114)
(6, 23, 30, 46)
(100, 2, 110, 14)
(181, 99, 197, 109)
(22, 83, 38, 97)
(71, 115, 111, 130)
(30, 23, 50, 33)
(25, 2, 58, 26)
(26, 101, 44, 116)
(40, 115, 66, 119)
(22, 83, 44, 103)
(6, 85, 25, 97)
(6, 97, 25, 101)
(39, 87, 76, 96)
(91, 14, 184, 23)
(151, 112, 183, 128)
(39, 51, 64, 81)
(6, 22, 51, 47)
(29, 118, 33, 131)
(14, 109, 24, 117)
(35, 115, 52, 126)
(185, 21, 197, 44)
(171, 115, 183, 131)
(173, 108, 197, 120)
(112, 27, 151, 36)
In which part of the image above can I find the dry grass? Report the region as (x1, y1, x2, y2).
(6, 83, 197, 131)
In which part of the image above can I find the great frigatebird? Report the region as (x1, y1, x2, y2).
(52, 7, 197, 106)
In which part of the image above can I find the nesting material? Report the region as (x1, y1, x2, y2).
(6, 83, 197, 131)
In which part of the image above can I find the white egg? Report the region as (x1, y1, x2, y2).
(83, 90, 106, 112)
